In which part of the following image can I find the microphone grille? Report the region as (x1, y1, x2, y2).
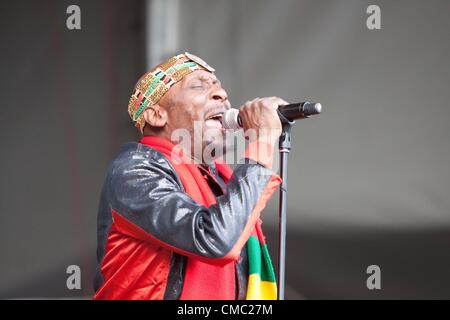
(223, 108, 241, 130)
(314, 103, 322, 114)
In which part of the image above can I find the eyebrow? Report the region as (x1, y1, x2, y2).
(189, 75, 221, 86)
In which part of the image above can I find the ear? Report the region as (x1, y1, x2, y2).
(142, 104, 168, 128)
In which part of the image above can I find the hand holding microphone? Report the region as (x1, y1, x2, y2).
(233, 97, 287, 145)
(223, 98, 322, 133)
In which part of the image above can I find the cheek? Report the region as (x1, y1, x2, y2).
(169, 91, 208, 128)
(185, 97, 208, 125)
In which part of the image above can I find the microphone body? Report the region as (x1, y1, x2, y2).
(223, 101, 322, 130)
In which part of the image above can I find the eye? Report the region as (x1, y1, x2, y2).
(189, 80, 204, 89)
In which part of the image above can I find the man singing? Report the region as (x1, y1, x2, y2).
(94, 52, 287, 300)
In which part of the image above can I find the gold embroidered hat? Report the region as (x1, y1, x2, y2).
(128, 52, 215, 132)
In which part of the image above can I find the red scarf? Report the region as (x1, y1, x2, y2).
(140, 136, 237, 299)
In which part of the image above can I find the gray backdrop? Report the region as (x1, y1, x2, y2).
(1, 0, 449, 299)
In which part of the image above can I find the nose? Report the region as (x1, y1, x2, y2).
(211, 86, 228, 103)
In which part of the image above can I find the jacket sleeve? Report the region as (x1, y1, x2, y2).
(106, 147, 281, 265)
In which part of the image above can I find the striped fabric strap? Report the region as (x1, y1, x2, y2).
(246, 222, 277, 300)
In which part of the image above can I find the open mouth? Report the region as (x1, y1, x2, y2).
(205, 113, 224, 130)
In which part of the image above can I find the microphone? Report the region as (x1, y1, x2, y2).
(223, 101, 322, 130)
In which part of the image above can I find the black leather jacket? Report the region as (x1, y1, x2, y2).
(94, 142, 280, 299)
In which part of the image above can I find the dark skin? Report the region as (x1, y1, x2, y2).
(142, 69, 287, 164)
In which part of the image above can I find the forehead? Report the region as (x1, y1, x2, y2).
(183, 70, 219, 82)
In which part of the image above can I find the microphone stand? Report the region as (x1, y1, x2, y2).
(277, 111, 295, 300)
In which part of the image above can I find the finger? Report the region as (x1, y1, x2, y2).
(260, 97, 283, 108)
(244, 97, 259, 108)
(251, 97, 261, 106)
(271, 97, 289, 106)
(278, 98, 289, 106)
(264, 97, 284, 110)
